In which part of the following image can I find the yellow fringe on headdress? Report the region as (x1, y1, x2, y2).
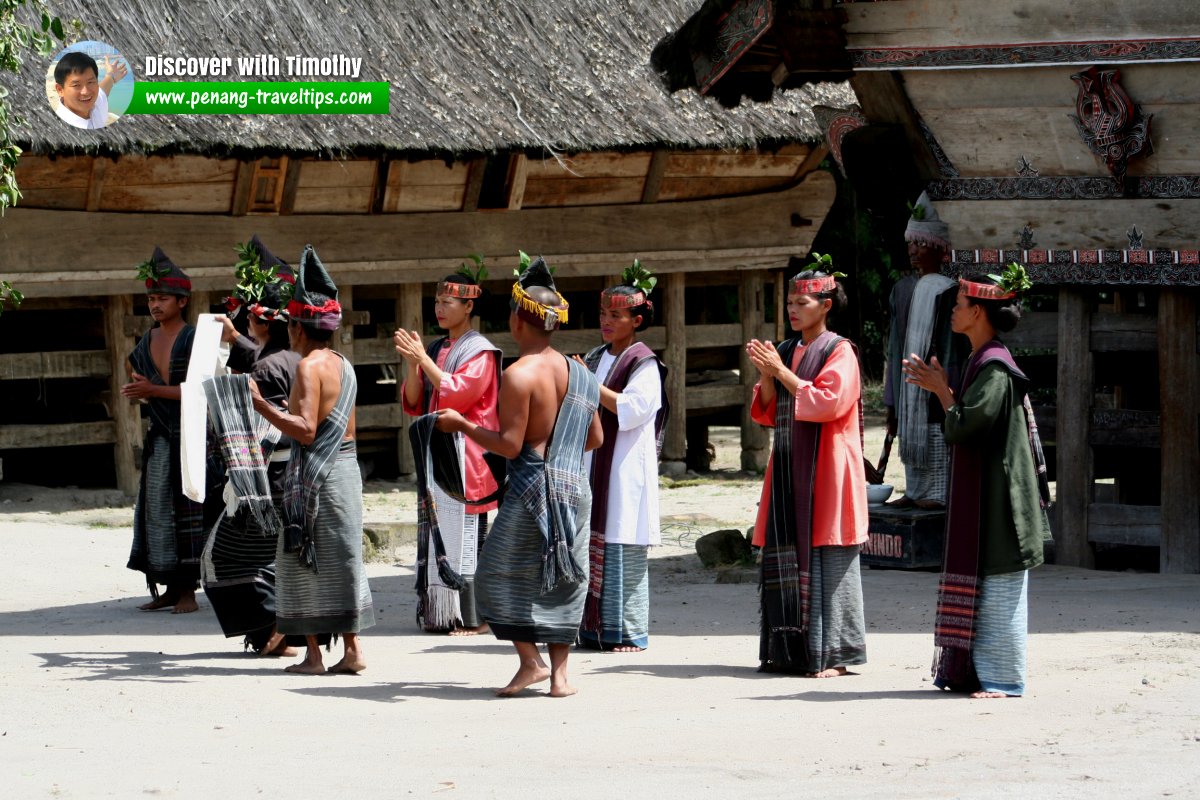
(512, 282, 569, 325)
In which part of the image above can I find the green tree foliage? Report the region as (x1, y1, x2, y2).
(1, 1, 73, 314)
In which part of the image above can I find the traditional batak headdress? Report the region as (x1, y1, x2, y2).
(137, 247, 191, 297)
(601, 259, 657, 311)
(904, 191, 951, 252)
(437, 254, 486, 299)
(286, 244, 342, 330)
(225, 234, 295, 321)
(960, 261, 1033, 301)
(788, 252, 846, 296)
(511, 252, 568, 331)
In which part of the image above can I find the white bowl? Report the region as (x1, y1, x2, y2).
(866, 484, 894, 505)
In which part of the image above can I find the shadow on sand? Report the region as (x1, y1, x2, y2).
(32, 650, 292, 682)
(286, 681, 501, 702)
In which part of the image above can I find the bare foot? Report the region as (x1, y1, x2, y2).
(448, 624, 490, 637)
(495, 663, 551, 697)
(137, 591, 179, 611)
(808, 667, 850, 678)
(970, 690, 1016, 699)
(285, 658, 326, 675)
(171, 596, 199, 614)
(548, 681, 578, 697)
(260, 632, 297, 658)
(326, 657, 366, 675)
(612, 645, 644, 653)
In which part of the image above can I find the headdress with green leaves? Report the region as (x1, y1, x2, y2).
(789, 251, 846, 296)
(437, 253, 486, 299)
(960, 261, 1032, 300)
(602, 259, 656, 310)
(138, 247, 191, 296)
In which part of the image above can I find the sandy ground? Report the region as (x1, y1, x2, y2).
(2, 426, 1198, 798)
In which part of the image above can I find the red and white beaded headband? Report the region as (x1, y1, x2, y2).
(959, 278, 1016, 300)
(436, 281, 482, 299)
(788, 275, 836, 296)
(600, 290, 646, 310)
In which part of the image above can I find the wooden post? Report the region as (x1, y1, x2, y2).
(740, 271, 770, 471)
(774, 271, 785, 342)
(1055, 288, 1094, 568)
(661, 272, 686, 475)
(1158, 289, 1200, 574)
(105, 295, 143, 495)
(395, 282, 423, 476)
(337, 285, 356, 363)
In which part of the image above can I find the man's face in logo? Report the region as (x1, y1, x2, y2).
(56, 67, 99, 118)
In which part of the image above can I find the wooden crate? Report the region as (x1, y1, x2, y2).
(861, 506, 946, 570)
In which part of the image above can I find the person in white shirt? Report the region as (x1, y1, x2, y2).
(575, 263, 669, 652)
(53, 51, 126, 129)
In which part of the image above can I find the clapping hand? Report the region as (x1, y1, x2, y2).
(393, 329, 425, 363)
(902, 353, 948, 395)
(745, 339, 783, 379)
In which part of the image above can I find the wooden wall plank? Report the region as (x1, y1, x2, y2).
(843, 0, 1198, 49)
(939, 198, 1200, 251)
(687, 383, 743, 411)
(1056, 289, 1095, 568)
(296, 160, 378, 189)
(522, 177, 645, 208)
(14, 155, 93, 189)
(12, 189, 88, 209)
(658, 176, 796, 201)
(388, 184, 466, 213)
(527, 151, 653, 179)
(99, 184, 237, 214)
(1087, 503, 1162, 547)
(664, 151, 808, 178)
(357, 403, 404, 429)
(292, 186, 374, 214)
(0, 350, 110, 380)
(1158, 289, 1200, 573)
(103, 156, 239, 186)
(0, 421, 116, 449)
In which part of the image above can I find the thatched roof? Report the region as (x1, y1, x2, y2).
(12, 0, 852, 159)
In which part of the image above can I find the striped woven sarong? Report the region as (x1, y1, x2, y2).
(276, 442, 374, 635)
(475, 356, 599, 644)
(972, 570, 1029, 696)
(577, 543, 649, 650)
(902, 425, 948, 504)
(805, 545, 867, 670)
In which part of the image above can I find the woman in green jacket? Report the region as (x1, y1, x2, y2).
(903, 264, 1050, 698)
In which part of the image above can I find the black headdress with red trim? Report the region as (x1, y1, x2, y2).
(139, 247, 191, 297)
(286, 244, 342, 330)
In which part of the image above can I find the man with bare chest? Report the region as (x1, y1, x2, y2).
(123, 249, 205, 613)
(248, 245, 374, 674)
(437, 257, 601, 697)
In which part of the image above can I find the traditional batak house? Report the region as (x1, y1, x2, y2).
(0, 1, 851, 493)
(656, 0, 1200, 573)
